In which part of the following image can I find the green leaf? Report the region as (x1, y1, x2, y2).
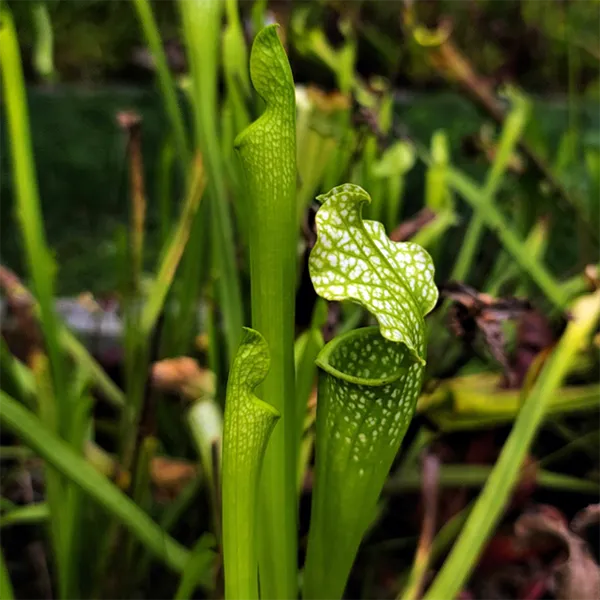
(309, 183, 438, 363)
(222, 328, 280, 600)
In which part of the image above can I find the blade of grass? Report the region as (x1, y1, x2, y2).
(387, 465, 598, 495)
(451, 90, 530, 283)
(136, 476, 203, 584)
(422, 290, 600, 600)
(179, 0, 244, 366)
(0, 548, 14, 600)
(0, 2, 67, 422)
(60, 328, 124, 407)
(132, 0, 191, 173)
(0, 338, 36, 409)
(0, 391, 190, 573)
(30, 353, 67, 595)
(444, 166, 568, 309)
(157, 138, 176, 246)
(141, 154, 206, 335)
(0, 503, 49, 529)
(174, 534, 216, 599)
(0, 265, 125, 408)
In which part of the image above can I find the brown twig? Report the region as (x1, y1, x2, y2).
(117, 111, 147, 291)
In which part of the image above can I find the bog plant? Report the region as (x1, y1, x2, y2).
(1, 2, 599, 600)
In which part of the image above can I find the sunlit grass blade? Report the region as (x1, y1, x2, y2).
(141, 154, 206, 335)
(0, 503, 49, 529)
(387, 465, 598, 495)
(444, 166, 568, 309)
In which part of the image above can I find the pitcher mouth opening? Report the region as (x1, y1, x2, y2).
(316, 326, 414, 387)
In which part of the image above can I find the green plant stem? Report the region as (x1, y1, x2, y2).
(0, 503, 49, 528)
(174, 535, 216, 599)
(141, 154, 206, 335)
(133, 0, 191, 173)
(234, 25, 298, 599)
(179, 0, 243, 366)
(423, 290, 600, 600)
(64, 329, 123, 409)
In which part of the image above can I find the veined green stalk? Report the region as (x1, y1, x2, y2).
(305, 327, 423, 599)
(304, 184, 438, 599)
(234, 25, 298, 599)
(222, 329, 280, 600)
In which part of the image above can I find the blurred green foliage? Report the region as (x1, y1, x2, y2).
(6, 0, 599, 95)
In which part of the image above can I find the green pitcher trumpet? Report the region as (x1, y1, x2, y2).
(304, 184, 438, 599)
